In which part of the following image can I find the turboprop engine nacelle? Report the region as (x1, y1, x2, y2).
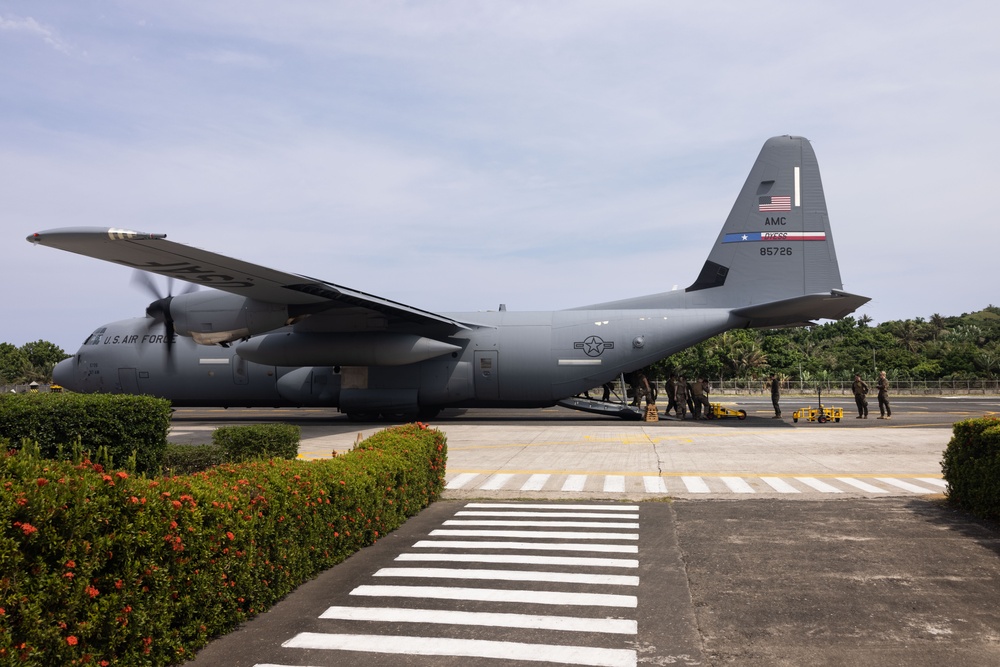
(236, 331, 462, 367)
(168, 291, 292, 345)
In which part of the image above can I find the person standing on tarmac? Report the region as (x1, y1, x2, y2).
(601, 381, 614, 402)
(691, 377, 711, 419)
(769, 373, 781, 418)
(876, 370, 892, 419)
(852, 373, 870, 419)
(702, 378, 715, 419)
(662, 374, 677, 416)
(674, 375, 689, 419)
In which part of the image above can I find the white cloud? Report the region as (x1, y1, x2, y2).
(0, 12, 71, 54)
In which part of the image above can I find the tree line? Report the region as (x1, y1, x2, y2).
(652, 306, 1000, 383)
(3, 306, 999, 385)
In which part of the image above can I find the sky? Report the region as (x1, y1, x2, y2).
(2, 1, 999, 354)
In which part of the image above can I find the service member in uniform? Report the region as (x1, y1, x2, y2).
(674, 375, 688, 419)
(852, 373, 870, 419)
(769, 374, 781, 418)
(876, 370, 891, 419)
(662, 374, 677, 416)
(691, 377, 711, 419)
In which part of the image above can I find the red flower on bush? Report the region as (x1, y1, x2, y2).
(19, 522, 37, 536)
(87, 586, 100, 598)
(66, 636, 78, 646)
(36, 477, 48, 487)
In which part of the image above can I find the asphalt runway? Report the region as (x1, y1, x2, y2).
(184, 499, 1000, 667)
(178, 396, 1000, 666)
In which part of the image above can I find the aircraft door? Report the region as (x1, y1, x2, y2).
(474, 351, 499, 400)
(118, 368, 139, 394)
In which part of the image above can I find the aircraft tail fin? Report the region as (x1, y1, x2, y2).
(687, 135, 850, 308)
(578, 135, 868, 322)
(685, 136, 843, 306)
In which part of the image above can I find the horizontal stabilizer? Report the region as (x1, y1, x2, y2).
(731, 290, 871, 329)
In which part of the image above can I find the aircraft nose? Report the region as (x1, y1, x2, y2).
(53, 356, 77, 389)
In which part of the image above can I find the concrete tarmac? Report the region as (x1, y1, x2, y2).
(177, 400, 1000, 666)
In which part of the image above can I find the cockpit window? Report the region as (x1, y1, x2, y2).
(84, 327, 107, 346)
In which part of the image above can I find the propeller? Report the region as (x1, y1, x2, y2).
(131, 272, 199, 368)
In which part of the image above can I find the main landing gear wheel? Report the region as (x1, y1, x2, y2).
(738, 410, 747, 420)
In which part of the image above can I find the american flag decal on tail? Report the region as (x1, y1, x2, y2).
(758, 195, 791, 212)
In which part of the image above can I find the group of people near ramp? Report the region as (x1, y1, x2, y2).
(659, 375, 713, 420)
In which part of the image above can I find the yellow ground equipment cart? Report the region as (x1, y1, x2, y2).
(792, 405, 843, 423)
(710, 403, 747, 420)
(792, 388, 843, 423)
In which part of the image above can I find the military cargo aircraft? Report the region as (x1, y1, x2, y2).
(28, 135, 868, 420)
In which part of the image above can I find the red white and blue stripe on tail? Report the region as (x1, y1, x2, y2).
(723, 231, 826, 243)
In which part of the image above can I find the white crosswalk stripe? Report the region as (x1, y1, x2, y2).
(266, 501, 643, 667)
(682, 476, 711, 493)
(643, 475, 668, 493)
(561, 474, 587, 491)
(875, 477, 940, 493)
(521, 473, 550, 491)
(442, 472, 946, 496)
(282, 633, 637, 667)
(317, 606, 638, 633)
(761, 476, 801, 493)
(796, 477, 844, 493)
(836, 477, 889, 493)
(721, 476, 755, 493)
(395, 552, 639, 568)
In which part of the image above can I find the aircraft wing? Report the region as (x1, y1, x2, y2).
(27, 227, 469, 330)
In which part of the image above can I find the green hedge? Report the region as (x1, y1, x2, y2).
(162, 444, 228, 476)
(941, 416, 1000, 520)
(0, 423, 447, 666)
(212, 423, 300, 462)
(0, 394, 171, 475)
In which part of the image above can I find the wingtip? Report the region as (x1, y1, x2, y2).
(26, 227, 168, 246)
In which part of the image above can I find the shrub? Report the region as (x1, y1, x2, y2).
(0, 423, 446, 665)
(941, 416, 1000, 520)
(0, 394, 171, 474)
(211, 423, 300, 462)
(162, 444, 227, 475)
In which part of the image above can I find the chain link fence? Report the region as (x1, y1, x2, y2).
(652, 379, 1000, 396)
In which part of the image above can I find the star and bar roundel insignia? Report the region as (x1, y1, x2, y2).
(574, 335, 615, 357)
